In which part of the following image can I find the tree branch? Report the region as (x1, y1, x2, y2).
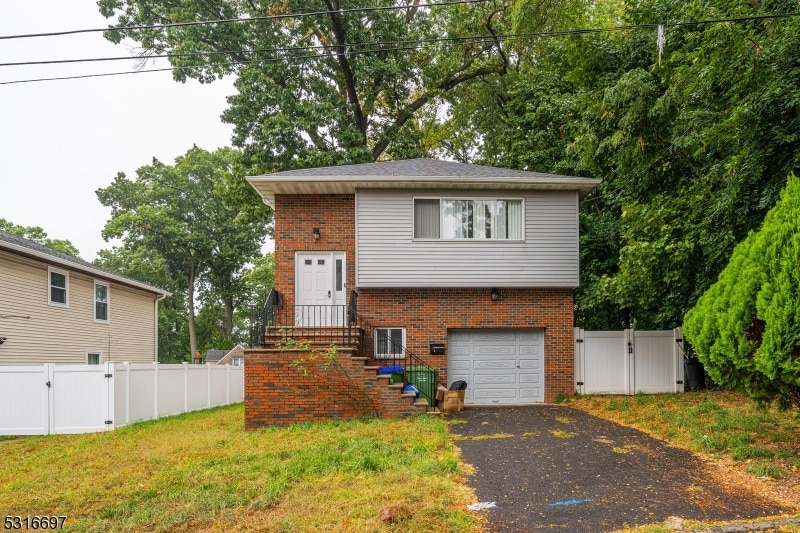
(322, 0, 368, 146)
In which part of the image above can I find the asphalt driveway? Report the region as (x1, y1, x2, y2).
(448, 405, 790, 532)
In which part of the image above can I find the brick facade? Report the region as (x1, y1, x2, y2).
(356, 287, 575, 403)
(247, 193, 576, 427)
(274, 194, 356, 309)
(245, 348, 426, 428)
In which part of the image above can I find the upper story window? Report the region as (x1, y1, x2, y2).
(48, 267, 69, 307)
(94, 281, 109, 323)
(414, 198, 523, 240)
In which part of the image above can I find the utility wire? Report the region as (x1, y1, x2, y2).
(0, 33, 501, 68)
(2, 11, 799, 85)
(0, 0, 491, 41)
(4, 10, 800, 69)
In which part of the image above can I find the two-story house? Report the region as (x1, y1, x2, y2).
(0, 230, 169, 365)
(246, 159, 599, 413)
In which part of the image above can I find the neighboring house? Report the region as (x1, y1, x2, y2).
(0, 230, 169, 365)
(205, 349, 227, 364)
(205, 345, 246, 366)
(246, 158, 599, 405)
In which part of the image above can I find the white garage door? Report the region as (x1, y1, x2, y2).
(447, 329, 544, 405)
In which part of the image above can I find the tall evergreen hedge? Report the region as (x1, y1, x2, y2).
(683, 175, 800, 407)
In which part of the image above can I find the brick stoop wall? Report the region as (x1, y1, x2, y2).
(245, 347, 427, 428)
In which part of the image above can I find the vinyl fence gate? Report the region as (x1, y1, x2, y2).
(574, 327, 685, 395)
(0, 362, 245, 436)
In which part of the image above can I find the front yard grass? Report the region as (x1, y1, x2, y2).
(0, 405, 480, 532)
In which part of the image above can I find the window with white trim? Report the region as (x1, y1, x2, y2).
(375, 327, 406, 359)
(87, 351, 102, 365)
(414, 198, 523, 239)
(48, 267, 69, 307)
(94, 281, 109, 323)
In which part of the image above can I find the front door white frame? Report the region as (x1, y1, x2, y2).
(295, 252, 346, 326)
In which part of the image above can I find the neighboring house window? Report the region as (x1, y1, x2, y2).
(94, 281, 109, 323)
(87, 351, 102, 365)
(232, 357, 244, 367)
(375, 328, 405, 359)
(48, 267, 69, 307)
(414, 198, 523, 239)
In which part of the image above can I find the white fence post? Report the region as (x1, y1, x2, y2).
(624, 329, 634, 395)
(207, 363, 212, 408)
(574, 328, 585, 395)
(46, 363, 55, 435)
(183, 362, 189, 413)
(674, 326, 685, 393)
(153, 362, 159, 420)
(104, 362, 115, 431)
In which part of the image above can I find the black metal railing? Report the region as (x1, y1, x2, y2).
(356, 314, 440, 409)
(249, 289, 362, 349)
(249, 289, 279, 347)
(248, 288, 440, 409)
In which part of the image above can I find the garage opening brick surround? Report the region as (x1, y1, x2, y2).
(357, 287, 574, 403)
(260, 193, 575, 413)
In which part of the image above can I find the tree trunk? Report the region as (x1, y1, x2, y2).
(187, 263, 199, 362)
(222, 296, 234, 343)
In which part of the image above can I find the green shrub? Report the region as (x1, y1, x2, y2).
(684, 175, 800, 407)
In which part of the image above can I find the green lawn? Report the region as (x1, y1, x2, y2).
(0, 405, 481, 532)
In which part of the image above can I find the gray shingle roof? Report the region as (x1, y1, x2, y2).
(267, 158, 574, 179)
(0, 229, 168, 295)
(205, 349, 227, 363)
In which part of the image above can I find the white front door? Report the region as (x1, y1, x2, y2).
(295, 252, 346, 326)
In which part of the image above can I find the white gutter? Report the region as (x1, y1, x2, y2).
(0, 240, 171, 297)
(154, 293, 167, 363)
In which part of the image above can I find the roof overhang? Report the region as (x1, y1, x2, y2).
(0, 240, 171, 297)
(246, 175, 602, 207)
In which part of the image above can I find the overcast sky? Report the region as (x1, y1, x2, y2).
(0, 2, 242, 261)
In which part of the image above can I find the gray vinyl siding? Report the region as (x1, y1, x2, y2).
(0, 252, 158, 365)
(356, 189, 580, 287)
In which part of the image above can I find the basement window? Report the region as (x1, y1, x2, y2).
(375, 328, 405, 359)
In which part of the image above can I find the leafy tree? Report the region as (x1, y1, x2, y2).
(684, 175, 800, 407)
(0, 218, 81, 258)
(98, 0, 517, 167)
(96, 146, 272, 359)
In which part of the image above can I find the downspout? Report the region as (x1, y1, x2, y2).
(155, 293, 166, 363)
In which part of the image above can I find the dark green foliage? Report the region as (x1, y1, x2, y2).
(684, 176, 800, 407)
(0, 218, 81, 258)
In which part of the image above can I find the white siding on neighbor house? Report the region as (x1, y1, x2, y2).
(356, 188, 580, 287)
(0, 252, 158, 365)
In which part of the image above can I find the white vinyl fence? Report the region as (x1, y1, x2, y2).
(574, 327, 685, 395)
(0, 362, 244, 436)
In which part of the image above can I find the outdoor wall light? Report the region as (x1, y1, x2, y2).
(312, 228, 320, 239)
(0, 337, 6, 345)
(490, 288, 499, 301)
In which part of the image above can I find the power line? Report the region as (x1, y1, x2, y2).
(2, 11, 799, 85)
(0, 33, 501, 68)
(0, 0, 491, 41)
(5, 10, 800, 69)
